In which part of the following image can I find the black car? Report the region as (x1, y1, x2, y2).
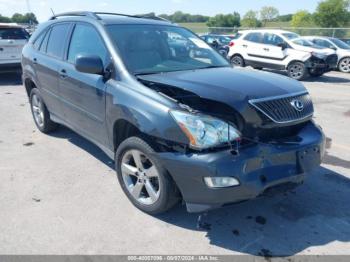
(200, 34, 230, 57)
(22, 12, 325, 214)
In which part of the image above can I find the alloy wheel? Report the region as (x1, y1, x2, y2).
(121, 149, 160, 205)
(31, 94, 45, 128)
(339, 58, 350, 73)
(231, 56, 243, 67)
(289, 64, 304, 79)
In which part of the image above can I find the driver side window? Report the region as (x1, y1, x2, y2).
(67, 24, 108, 64)
(263, 33, 284, 46)
(314, 39, 333, 49)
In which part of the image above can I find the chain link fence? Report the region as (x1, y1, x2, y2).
(185, 26, 350, 39)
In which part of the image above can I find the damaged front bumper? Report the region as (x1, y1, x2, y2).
(306, 54, 338, 73)
(157, 121, 325, 213)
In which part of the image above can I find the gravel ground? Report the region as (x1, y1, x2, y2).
(0, 70, 349, 256)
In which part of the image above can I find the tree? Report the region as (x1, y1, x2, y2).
(275, 14, 293, 22)
(291, 10, 313, 27)
(206, 12, 241, 27)
(11, 12, 38, 24)
(241, 10, 262, 28)
(314, 0, 350, 27)
(260, 6, 279, 25)
(0, 14, 11, 23)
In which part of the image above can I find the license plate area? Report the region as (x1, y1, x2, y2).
(297, 146, 321, 173)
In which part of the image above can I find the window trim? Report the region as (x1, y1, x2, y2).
(65, 21, 110, 66)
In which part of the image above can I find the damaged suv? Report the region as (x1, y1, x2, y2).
(22, 12, 325, 214)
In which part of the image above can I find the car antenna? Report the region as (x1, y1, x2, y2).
(50, 8, 55, 16)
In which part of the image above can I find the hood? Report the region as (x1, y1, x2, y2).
(138, 67, 306, 106)
(290, 44, 335, 55)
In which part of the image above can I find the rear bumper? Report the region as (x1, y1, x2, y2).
(157, 121, 325, 212)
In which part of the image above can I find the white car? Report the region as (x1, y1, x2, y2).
(302, 36, 350, 73)
(0, 23, 29, 71)
(228, 29, 338, 80)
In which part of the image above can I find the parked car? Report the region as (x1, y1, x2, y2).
(303, 36, 350, 73)
(0, 23, 29, 71)
(201, 34, 230, 57)
(228, 29, 337, 80)
(22, 12, 325, 214)
(341, 39, 350, 46)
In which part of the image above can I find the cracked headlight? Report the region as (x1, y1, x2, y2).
(170, 110, 241, 149)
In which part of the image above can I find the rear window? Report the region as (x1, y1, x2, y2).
(46, 23, 71, 58)
(244, 32, 263, 43)
(0, 27, 29, 40)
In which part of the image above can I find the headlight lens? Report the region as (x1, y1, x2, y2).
(170, 110, 241, 149)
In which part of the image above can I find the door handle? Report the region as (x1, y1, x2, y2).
(263, 48, 270, 51)
(59, 69, 67, 79)
(243, 44, 248, 48)
(33, 58, 37, 64)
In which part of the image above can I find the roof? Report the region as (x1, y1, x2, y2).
(0, 23, 22, 28)
(49, 11, 173, 26)
(238, 29, 297, 34)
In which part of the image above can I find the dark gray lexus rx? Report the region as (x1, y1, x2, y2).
(22, 12, 325, 214)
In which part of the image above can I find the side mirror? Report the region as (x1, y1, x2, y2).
(75, 54, 104, 75)
(278, 42, 288, 50)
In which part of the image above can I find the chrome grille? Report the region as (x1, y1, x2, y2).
(249, 92, 314, 124)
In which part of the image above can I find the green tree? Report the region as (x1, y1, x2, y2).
(275, 14, 293, 22)
(11, 12, 38, 24)
(206, 12, 241, 27)
(314, 0, 350, 27)
(291, 10, 313, 27)
(241, 10, 262, 28)
(0, 14, 11, 23)
(260, 6, 279, 25)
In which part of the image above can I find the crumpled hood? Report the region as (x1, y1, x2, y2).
(138, 67, 307, 107)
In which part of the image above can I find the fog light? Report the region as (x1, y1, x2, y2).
(204, 177, 240, 188)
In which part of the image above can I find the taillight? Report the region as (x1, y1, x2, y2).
(229, 41, 235, 47)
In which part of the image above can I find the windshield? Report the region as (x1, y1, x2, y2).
(330, 38, 350, 50)
(0, 27, 29, 40)
(217, 36, 231, 45)
(292, 38, 315, 47)
(282, 32, 300, 40)
(107, 24, 230, 75)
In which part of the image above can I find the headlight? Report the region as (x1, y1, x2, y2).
(170, 110, 241, 149)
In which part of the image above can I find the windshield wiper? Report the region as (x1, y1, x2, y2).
(195, 65, 230, 70)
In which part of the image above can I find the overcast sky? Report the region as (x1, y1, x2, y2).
(0, 0, 321, 22)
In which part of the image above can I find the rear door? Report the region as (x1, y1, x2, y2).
(0, 27, 29, 64)
(59, 23, 110, 144)
(241, 32, 264, 59)
(33, 23, 72, 117)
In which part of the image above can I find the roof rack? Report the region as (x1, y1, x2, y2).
(49, 11, 171, 23)
(49, 11, 101, 20)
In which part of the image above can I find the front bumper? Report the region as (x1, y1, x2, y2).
(157, 121, 325, 212)
(306, 55, 338, 72)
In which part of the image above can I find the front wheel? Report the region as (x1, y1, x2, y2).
(115, 137, 180, 215)
(287, 61, 308, 80)
(338, 57, 350, 73)
(230, 55, 245, 67)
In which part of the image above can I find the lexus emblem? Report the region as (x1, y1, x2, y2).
(290, 99, 304, 112)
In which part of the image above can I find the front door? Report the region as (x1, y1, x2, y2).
(59, 23, 110, 145)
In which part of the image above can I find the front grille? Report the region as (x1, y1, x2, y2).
(249, 92, 313, 124)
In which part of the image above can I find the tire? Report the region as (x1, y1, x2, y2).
(115, 136, 180, 215)
(338, 57, 350, 73)
(30, 88, 58, 133)
(287, 61, 308, 81)
(230, 55, 245, 67)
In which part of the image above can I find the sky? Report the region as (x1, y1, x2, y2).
(0, 0, 321, 22)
